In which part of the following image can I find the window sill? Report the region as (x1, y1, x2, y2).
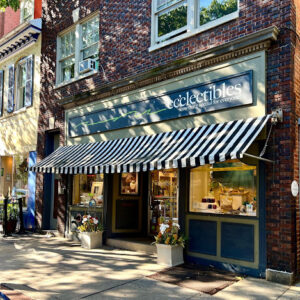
(54, 70, 98, 90)
(13, 107, 27, 115)
(149, 11, 239, 52)
(0, 106, 29, 121)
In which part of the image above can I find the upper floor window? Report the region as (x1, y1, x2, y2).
(6, 55, 34, 113)
(151, 0, 239, 49)
(20, 0, 34, 23)
(57, 15, 99, 85)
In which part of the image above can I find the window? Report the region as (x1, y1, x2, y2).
(20, 0, 34, 23)
(17, 61, 27, 109)
(13, 154, 29, 209)
(73, 174, 104, 207)
(151, 0, 238, 48)
(189, 160, 257, 217)
(120, 173, 139, 195)
(57, 15, 99, 85)
(59, 31, 76, 82)
(15, 56, 34, 111)
(150, 169, 178, 235)
(6, 55, 34, 113)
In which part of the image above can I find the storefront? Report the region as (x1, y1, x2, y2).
(32, 49, 281, 277)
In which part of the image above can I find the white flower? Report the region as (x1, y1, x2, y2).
(87, 215, 91, 219)
(83, 217, 88, 222)
(160, 223, 169, 234)
(173, 223, 180, 229)
(94, 218, 99, 225)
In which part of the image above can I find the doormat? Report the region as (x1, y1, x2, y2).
(148, 264, 242, 295)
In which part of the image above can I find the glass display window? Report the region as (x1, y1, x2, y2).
(13, 154, 29, 209)
(149, 169, 178, 235)
(73, 174, 104, 207)
(190, 160, 257, 217)
(120, 173, 139, 195)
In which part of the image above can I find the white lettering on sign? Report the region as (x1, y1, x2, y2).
(169, 82, 243, 109)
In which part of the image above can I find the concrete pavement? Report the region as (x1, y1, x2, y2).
(0, 234, 299, 300)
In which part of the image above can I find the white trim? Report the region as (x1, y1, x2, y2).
(56, 15, 99, 85)
(20, 0, 35, 23)
(54, 70, 98, 89)
(150, 0, 239, 51)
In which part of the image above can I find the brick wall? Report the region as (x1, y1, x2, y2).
(0, 7, 20, 39)
(38, 0, 300, 274)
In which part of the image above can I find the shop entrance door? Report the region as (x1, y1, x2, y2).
(149, 169, 178, 235)
(111, 172, 145, 236)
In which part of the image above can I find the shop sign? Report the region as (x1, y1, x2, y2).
(69, 71, 253, 137)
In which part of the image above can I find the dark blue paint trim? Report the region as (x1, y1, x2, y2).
(189, 219, 217, 256)
(24, 151, 37, 229)
(258, 161, 266, 270)
(186, 255, 266, 278)
(221, 222, 255, 262)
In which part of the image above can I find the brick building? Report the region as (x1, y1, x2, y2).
(35, 0, 300, 282)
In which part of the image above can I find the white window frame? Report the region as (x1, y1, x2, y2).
(56, 14, 100, 87)
(20, 0, 35, 23)
(16, 58, 27, 110)
(150, 0, 239, 51)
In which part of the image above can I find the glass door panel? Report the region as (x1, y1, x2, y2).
(149, 169, 178, 235)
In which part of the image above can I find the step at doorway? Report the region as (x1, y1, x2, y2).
(106, 237, 156, 255)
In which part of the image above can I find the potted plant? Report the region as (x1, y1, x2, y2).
(78, 215, 104, 249)
(6, 204, 18, 234)
(153, 221, 186, 267)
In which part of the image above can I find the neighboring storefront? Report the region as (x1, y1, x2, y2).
(32, 34, 283, 277)
(0, 13, 42, 229)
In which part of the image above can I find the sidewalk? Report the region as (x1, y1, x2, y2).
(0, 234, 299, 300)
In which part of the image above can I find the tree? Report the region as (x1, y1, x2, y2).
(200, 0, 237, 26)
(0, 0, 20, 11)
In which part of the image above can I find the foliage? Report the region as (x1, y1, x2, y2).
(158, 4, 187, 37)
(0, 0, 20, 11)
(200, 0, 238, 26)
(0, 203, 18, 220)
(78, 215, 103, 232)
(153, 220, 186, 247)
(7, 204, 18, 220)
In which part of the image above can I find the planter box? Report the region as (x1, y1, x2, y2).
(156, 244, 184, 267)
(80, 231, 103, 249)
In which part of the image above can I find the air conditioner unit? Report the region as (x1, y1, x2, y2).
(79, 59, 96, 74)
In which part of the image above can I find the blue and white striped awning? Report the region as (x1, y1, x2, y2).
(31, 115, 271, 174)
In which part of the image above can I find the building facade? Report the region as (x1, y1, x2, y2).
(0, 0, 42, 229)
(36, 0, 300, 282)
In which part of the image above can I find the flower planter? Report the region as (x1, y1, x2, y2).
(6, 219, 17, 234)
(156, 244, 184, 267)
(80, 231, 103, 249)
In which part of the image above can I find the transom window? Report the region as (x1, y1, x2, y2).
(57, 15, 99, 85)
(20, 0, 34, 23)
(152, 0, 239, 48)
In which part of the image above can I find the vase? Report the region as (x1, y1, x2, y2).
(156, 244, 184, 267)
(80, 231, 103, 249)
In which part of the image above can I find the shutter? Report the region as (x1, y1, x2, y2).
(25, 55, 34, 107)
(0, 70, 3, 117)
(7, 65, 15, 113)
